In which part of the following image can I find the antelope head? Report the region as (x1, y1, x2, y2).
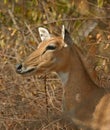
(16, 26, 73, 75)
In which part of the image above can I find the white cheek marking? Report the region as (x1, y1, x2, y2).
(58, 72, 69, 86)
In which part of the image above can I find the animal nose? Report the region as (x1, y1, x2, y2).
(16, 63, 22, 73)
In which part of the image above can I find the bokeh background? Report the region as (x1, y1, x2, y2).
(0, 0, 110, 129)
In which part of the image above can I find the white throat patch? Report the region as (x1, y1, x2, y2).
(58, 72, 69, 86)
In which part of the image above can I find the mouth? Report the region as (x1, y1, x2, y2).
(16, 67, 36, 75)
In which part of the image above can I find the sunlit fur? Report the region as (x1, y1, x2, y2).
(16, 28, 110, 130)
(22, 37, 70, 74)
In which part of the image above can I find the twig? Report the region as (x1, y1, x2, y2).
(42, 16, 110, 25)
(24, 21, 39, 44)
(44, 74, 49, 119)
(41, 118, 61, 130)
(95, 55, 109, 62)
(0, 116, 42, 122)
(8, 9, 19, 30)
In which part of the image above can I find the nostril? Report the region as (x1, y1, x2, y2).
(16, 64, 22, 71)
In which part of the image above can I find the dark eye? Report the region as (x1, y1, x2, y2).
(46, 45, 56, 50)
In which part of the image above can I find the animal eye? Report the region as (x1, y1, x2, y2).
(46, 45, 56, 50)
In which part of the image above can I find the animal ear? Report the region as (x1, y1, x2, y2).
(38, 27, 51, 41)
(61, 25, 65, 40)
(61, 25, 73, 47)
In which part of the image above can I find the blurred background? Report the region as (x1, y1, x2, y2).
(0, 0, 110, 129)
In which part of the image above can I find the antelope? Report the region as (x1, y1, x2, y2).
(16, 26, 110, 130)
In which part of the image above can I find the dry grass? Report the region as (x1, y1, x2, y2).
(0, 49, 66, 130)
(0, 50, 79, 130)
(0, 26, 71, 130)
(0, 23, 110, 130)
(0, 1, 110, 129)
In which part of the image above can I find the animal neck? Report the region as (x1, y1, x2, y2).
(57, 44, 105, 124)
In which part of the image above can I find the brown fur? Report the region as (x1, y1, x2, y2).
(17, 32, 110, 130)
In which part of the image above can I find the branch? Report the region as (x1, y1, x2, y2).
(8, 9, 19, 30)
(24, 21, 39, 44)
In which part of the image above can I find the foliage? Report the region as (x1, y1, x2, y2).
(0, 0, 110, 129)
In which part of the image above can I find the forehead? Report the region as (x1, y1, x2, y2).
(38, 37, 63, 48)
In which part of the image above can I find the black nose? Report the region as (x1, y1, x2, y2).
(16, 64, 22, 73)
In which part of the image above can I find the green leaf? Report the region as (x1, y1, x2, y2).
(0, 39, 5, 48)
(15, 0, 18, 3)
(97, 0, 104, 7)
(4, 0, 8, 4)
